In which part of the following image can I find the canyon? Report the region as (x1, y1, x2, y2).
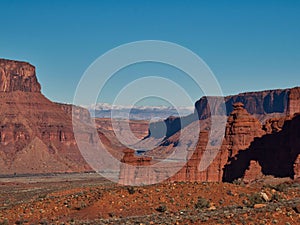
(0, 58, 299, 186)
(121, 99, 300, 184)
(0, 59, 149, 175)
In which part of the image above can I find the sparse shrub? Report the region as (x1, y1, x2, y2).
(233, 178, 245, 186)
(74, 201, 87, 210)
(0, 219, 9, 225)
(15, 219, 28, 225)
(274, 183, 289, 192)
(108, 212, 115, 217)
(195, 197, 210, 209)
(271, 192, 281, 202)
(39, 220, 48, 225)
(247, 193, 264, 207)
(265, 182, 290, 193)
(217, 218, 225, 224)
(200, 216, 209, 222)
(226, 190, 234, 196)
(127, 186, 135, 194)
(15, 221, 24, 225)
(38, 193, 47, 199)
(156, 204, 167, 212)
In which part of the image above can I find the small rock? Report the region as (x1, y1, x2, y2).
(208, 206, 216, 211)
(254, 204, 266, 209)
(293, 204, 300, 213)
(260, 192, 269, 202)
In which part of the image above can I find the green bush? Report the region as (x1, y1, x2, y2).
(247, 193, 264, 207)
(195, 196, 210, 209)
(156, 204, 167, 212)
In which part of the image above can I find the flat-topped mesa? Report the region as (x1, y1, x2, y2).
(0, 58, 41, 92)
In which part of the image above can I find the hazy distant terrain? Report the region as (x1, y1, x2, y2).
(87, 103, 194, 120)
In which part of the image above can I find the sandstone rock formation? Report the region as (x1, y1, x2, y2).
(1, 58, 299, 184)
(149, 87, 300, 140)
(243, 160, 264, 182)
(0, 59, 95, 174)
(169, 102, 266, 183)
(168, 130, 229, 182)
(223, 114, 300, 182)
(225, 102, 265, 157)
(119, 149, 152, 185)
(119, 103, 300, 183)
(0, 58, 152, 175)
(0, 59, 41, 92)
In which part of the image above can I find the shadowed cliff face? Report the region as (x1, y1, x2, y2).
(223, 114, 300, 182)
(148, 87, 300, 140)
(120, 103, 300, 184)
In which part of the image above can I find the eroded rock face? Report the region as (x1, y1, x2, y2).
(243, 160, 264, 182)
(263, 117, 287, 134)
(225, 102, 265, 157)
(169, 103, 265, 182)
(288, 87, 300, 117)
(223, 113, 300, 182)
(119, 103, 300, 183)
(0, 59, 41, 92)
(168, 131, 229, 182)
(0, 59, 95, 174)
(119, 149, 152, 185)
(149, 87, 300, 140)
(294, 155, 300, 179)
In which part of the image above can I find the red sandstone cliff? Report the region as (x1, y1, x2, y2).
(149, 87, 300, 140)
(0, 59, 41, 92)
(0, 59, 151, 175)
(0, 59, 95, 174)
(120, 103, 300, 184)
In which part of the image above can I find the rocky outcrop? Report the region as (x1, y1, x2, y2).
(287, 87, 300, 117)
(148, 87, 300, 140)
(243, 160, 264, 182)
(223, 113, 300, 182)
(0, 59, 95, 174)
(168, 102, 266, 182)
(0, 59, 41, 92)
(225, 102, 265, 157)
(119, 103, 300, 183)
(168, 131, 229, 182)
(0, 58, 152, 175)
(95, 118, 149, 140)
(119, 149, 152, 185)
(294, 155, 300, 179)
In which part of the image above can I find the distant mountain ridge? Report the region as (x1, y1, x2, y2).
(87, 103, 194, 120)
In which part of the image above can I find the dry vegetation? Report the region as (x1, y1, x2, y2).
(0, 174, 299, 224)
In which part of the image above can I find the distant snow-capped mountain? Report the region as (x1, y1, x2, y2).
(86, 103, 194, 120)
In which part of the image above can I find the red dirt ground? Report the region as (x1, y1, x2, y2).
(0, 174, 299, 224)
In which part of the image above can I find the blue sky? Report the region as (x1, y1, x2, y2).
(0, 0, 299, 106)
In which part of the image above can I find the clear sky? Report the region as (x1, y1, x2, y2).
(0, 0, 299, 106)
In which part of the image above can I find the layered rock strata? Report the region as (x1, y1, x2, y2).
(119, 103, 300, 183)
